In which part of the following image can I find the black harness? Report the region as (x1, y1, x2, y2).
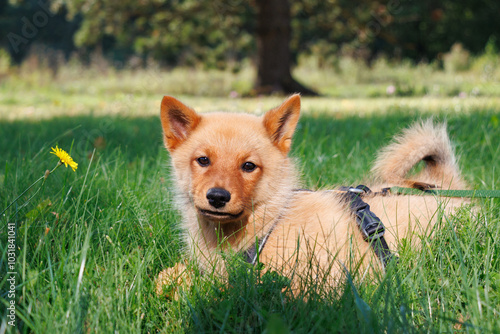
(339, 185, 396, 268)
(242, 186, 397, 268)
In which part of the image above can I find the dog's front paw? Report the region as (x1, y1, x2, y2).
(155, 261, 192, 299)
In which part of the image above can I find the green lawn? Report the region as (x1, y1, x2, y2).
(1, 66, 500, 332)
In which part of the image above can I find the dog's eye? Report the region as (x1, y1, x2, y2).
(197, 156, 210, 167)
(242, 162, 257, 172)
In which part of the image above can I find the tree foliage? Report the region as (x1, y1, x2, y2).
(64, 0, 255, 68)
(378, 0, 500, 60)
(0, 0, 79, 63)
(0, 0, 499, 67)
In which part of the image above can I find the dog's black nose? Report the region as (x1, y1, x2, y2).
(206, 188, 231, 209)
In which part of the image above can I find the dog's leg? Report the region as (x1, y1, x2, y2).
(155, 261, 192, 299)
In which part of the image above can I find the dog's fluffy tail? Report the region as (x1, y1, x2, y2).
(372, 120, 467, 190)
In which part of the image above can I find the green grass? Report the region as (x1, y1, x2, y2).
(0, 63, 500, 332)
(1, 105, 499, 333)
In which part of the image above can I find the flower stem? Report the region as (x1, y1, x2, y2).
(1, 162, 61, 218)
(0, 175, 45, 217)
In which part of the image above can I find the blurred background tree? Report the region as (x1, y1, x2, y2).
(0, 0, 79, 66)
(0, 0, 499, 94)
(63, 0, 255, 69)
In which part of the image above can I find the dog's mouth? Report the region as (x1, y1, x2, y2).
(197, 208, 244, 221)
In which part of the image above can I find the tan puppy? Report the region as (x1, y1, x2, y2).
(156, 94, 468, 294)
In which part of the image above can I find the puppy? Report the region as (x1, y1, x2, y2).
(156, 94, 468, 294)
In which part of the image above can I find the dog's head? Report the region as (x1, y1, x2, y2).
(160, 95, 301, 223)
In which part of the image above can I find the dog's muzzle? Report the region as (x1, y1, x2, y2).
(206, 187, 231, 209)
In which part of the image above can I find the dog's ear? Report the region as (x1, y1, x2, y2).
(263, 94, 301, 154)
(160, 96, 201, 151)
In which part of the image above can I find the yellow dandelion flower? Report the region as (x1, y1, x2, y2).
(51, 146, 78, 171)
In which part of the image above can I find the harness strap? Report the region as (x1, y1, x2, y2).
(340, 185, 397, 268)
(242, 182, 497, 266)
(242, 190, 315, 265)
(242, 225, 275, 265)
(242, 187, 397, 267)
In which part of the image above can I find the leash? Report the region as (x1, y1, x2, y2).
(388, 187, 500, 198)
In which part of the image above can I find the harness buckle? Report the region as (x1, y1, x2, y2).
(356, 209, 385, 241)
(348, 187, 364, 194)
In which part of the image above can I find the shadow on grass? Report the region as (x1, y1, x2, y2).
(0, 115, 164, 165)
(1, 110, 498, 165)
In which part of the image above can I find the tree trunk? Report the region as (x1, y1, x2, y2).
(255, 0, 318, 96)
